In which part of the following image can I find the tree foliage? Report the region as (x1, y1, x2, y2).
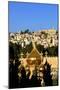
(36, 44, 58, 56)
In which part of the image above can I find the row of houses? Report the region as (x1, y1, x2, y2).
(9, 29, 58, 48)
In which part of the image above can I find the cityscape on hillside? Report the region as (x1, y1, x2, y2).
(9, 29, 58, 49)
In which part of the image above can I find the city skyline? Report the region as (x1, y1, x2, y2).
(8, 1, 58, 32)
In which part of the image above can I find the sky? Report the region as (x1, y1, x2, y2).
(8, 1, 58, 32)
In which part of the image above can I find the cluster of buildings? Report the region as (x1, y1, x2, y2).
(9, 29, 58, 84)
(9, 29, 58, 48)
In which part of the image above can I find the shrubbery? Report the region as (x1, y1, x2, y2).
(36, 44, 58, 56)
(9, 41, 58, 61)
(9, 42, 33, 60)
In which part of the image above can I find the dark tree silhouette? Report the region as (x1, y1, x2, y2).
(43, 60, 52, 86)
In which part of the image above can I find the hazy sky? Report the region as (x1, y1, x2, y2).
(8, 1, 58, 32)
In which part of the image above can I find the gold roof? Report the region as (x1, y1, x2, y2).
(27, 48, 41, 59)
(26, 40, 42, 59)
